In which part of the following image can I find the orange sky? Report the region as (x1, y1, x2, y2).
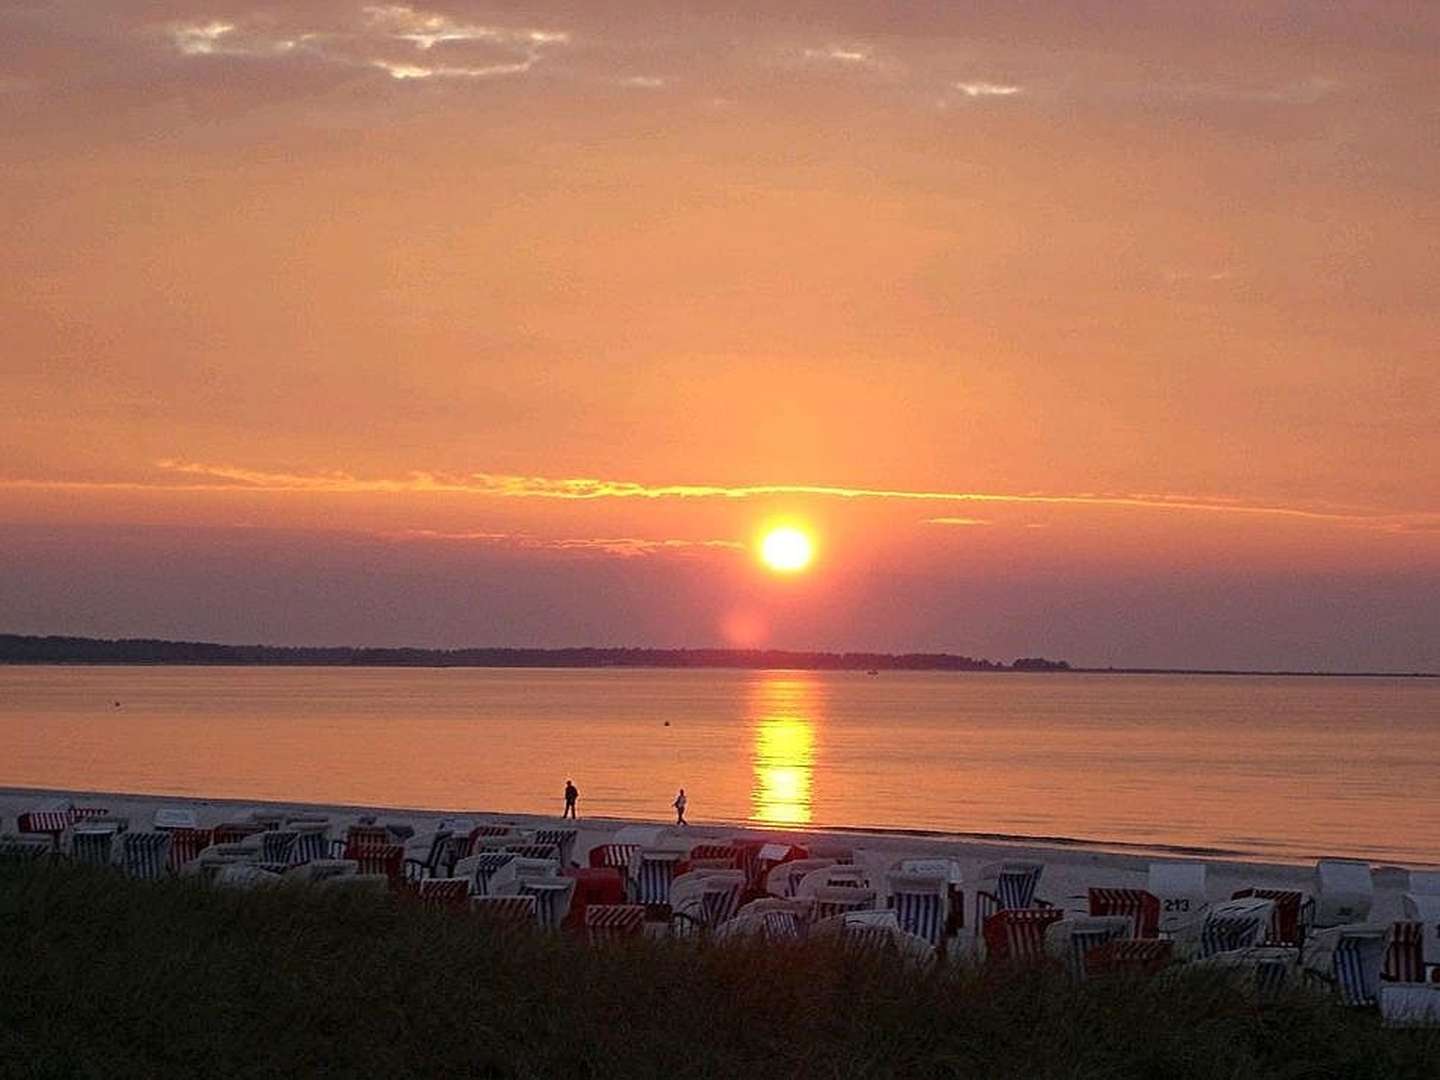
(1, 2, 1437, 669)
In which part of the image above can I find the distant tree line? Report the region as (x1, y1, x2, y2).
(0, 634, 1070, 672)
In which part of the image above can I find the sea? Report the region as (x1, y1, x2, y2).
(2, 665, 1436, 864)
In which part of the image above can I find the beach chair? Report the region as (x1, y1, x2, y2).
(672, 871, 746, 934)
(165, 828, 213, 873)
(982, 907, 1065, 965)
(504, 843, 560, 862)
(808, 844, 854, 864)
(471, 894, 538, 929)
(417, 877, 472, 912)
(213, 821, 268, 846)
(469, 824, 513, 842)
(347, 843, 406, 889)
(585, 904, 647, 944)
(1194, 946, 1297, 998)
(153, 808, 200, 831)
(766, 858, 835, 898)
(402, 830, 457, 880)
(291, 824, 331, 865)
(0, 837, 52, 864)
(1379, 985, 1440, 1027)
(630, 850, 685, 911)
(1313, 859, 1373, 928)
(1197, 898, 1275, 958)
(214, 864, 284, 889)
(749, 842, 807, 892)
(898, 858, 965, 933)
(321, 873, 390, 894)
(688, 843, 742, 869)
(250, 810, 286, 831)
(120, 831, 172, 881)
(561, 867, 626, 931)
(795, 864, 868, 900)
(519, 878, 576, 930)
(1382, 922, 1439, 984)
(70, 826, 117, 867)
(1147, 861, 1209, 935)
(1084, 938, 1175, 978)
(1045, 915, 1131, 981)
(1305, 924, 1389, 1006)
(974, 862, 1045, 930)
(1088, 888, 1160, 939)
(589, 843, 641, 874)
(456, 852, 518, 896)
(68, 807, 113, 826)
(533, 829, 578, 867)
(17, 809, 70, 851)
(812, 885, 877, 922)
(259, 830, 300, 869)
(1232, 887, 1313, 947)
(286, 859, 359, 883)
(886, 873, 948, 948)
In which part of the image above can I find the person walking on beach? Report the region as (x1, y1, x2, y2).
(563, 779, 578, 820)
(673, 788, 687, 826)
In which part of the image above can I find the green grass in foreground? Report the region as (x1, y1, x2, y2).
(0, 863, 1437, 1080)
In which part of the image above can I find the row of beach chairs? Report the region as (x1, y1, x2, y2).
(4, 803, 1437, 1021)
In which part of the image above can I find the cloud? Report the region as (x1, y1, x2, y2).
(954, 81, 1022, 98)
(618, 76, 666, 89)
(160, 5, 569, 82)
(386, 528, 745, 558)
(804, 46, 873, 65)
(371, 59, 533, 80)
(926, 517, 992, 527)
(3, 460, 1434, 532)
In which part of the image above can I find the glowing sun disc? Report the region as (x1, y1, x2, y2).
(760, 527, 814, 573)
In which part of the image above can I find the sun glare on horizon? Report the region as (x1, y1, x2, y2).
(759, 526, 815, 573)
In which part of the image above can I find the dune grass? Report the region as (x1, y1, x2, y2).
(0, 863, 1436, 1079)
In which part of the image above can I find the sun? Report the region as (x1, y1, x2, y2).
(759, 526, 814, 573)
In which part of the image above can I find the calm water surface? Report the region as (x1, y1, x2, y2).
(1, 666, 1436, 863)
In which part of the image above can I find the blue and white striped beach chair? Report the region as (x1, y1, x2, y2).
(456, 852, 517, 896)
(887, 873, 948, 947)
(813, 885, 878, 922)
(518, 878, 576, 930)
(974, 861, 1046, 929)
(1198, 901, 1274, 959)
(291, 826, 331, 866)
(120, 832, 172, 881)
(259, 830, 299, 869)
(631, 850, 684, 907)
(70, 827, 116, 867)
(1325, 927, 1389, 1007)
(1043, 916, 1131, 981)
(0, 837, 51, 863)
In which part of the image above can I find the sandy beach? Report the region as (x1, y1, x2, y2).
(3, 784, 1424, 940)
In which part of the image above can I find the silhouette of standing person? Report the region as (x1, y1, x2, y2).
(673, 787, 687, 826)
(563, 779, 578, 820)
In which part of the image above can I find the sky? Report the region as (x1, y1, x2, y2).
(1, 1, 1437, 671)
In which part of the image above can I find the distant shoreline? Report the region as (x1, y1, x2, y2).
(0, 633, 1434, 677)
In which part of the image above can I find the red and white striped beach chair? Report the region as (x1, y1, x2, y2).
(585, 903, 647, 944)
(470, 894, 538, 929)
(687, 844, 742, 870)
(165, 828, 213, 872)
(589, 843, 640, 872)
(17, 810, 70, 850)
(1089, 888, 1161, 939)
(982, 907, 1065, 965)
(1084, 938, 1176, 977)
(1384, 921, 1440, 984)
(346, 843, 406, 889)
(417, 877, 471, 912)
